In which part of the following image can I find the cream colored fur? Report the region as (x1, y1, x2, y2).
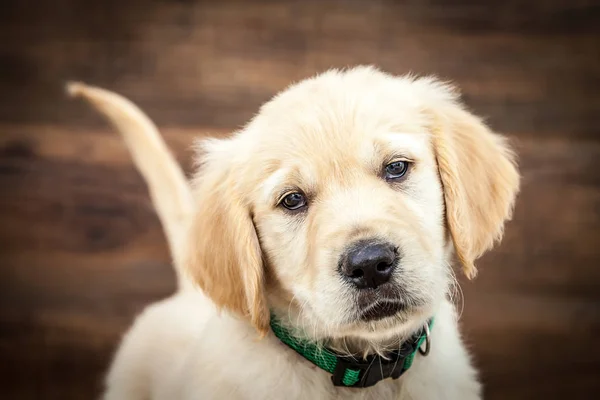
(68, 66, 519, 400)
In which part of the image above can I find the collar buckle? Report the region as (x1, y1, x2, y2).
(331, 350, 410, 388)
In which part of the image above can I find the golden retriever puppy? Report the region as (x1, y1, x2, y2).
(69, 66, 519, 400)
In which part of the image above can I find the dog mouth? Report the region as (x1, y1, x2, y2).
(354, 283, 410, 322)
(359, 300, 405, 321)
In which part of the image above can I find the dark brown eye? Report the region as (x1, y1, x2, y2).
(385, 161, 409, 180)
(281, 192, 307, 211)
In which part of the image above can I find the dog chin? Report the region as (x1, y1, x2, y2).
(359, 300, 406, 321)
(345, 303, 433, 341)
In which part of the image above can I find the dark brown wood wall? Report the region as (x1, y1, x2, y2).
(0, 1, 599, 399)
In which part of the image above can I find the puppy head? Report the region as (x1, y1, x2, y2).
(185, 67, 519, 342)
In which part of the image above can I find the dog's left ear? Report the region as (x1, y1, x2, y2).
(426, 84, 520, 279)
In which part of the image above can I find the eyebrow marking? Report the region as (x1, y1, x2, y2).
(261, 168, 290, 202)
(377, 133, 425, 159)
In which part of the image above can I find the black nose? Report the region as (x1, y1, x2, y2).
(340, 241, 397, 289)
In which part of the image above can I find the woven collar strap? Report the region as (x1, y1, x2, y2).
(270, 316, 434, 388)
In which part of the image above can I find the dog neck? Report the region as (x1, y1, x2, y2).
(269, 310, 433, 388)
(269, 301, 432, 359)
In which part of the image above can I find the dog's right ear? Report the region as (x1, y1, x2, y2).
(184, 137, 269, 336)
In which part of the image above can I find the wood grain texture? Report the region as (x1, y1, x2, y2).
(0, 1, 599, 399)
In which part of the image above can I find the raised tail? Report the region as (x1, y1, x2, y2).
(67, 82, 194, 290)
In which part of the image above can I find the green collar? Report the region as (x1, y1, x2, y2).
(270, 316, 433, 388)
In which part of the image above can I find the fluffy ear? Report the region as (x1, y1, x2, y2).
(430, 95, 520, 279)
(184, 138, 269, 335)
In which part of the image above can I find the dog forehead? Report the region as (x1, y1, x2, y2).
(248, 71, 431, 151)
(248, 107, 430, 175)
(244, 68, 439, 192)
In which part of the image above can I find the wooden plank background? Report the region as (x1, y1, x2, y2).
(0, 0, 599, 398)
